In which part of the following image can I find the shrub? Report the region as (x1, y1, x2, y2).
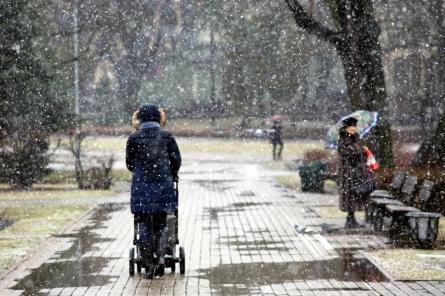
(0, 134, 51, 189)
(80, 156, 114, 190)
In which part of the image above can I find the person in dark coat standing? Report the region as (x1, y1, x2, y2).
(337, 117, 367, 229)
(126, 104, 181, 277)
(271, 121, 284, 160)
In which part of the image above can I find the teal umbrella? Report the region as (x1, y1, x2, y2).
(325, 110, 378, 149)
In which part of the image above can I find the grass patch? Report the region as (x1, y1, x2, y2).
(44, 169, 131, 187)
(275, 175, 300, 191)
(313, 206, 365, 218)
(0, 237, 41, 275)
(0, 189, 113, 201)
(168, 117, 256, 130)
(0, 169, 124, 198)
(112, 169, 132, 183)
(366, 249, 445, 280)
(262, 161, 290, 171)
(177, 137, 323, 156)
(316, 206, 348, 218)
(42, 170, 77, 184)
(0, 204, 90, 275)
(51, 135, 127, 151)
(1, 204, 89, 235)
(51, 136, 323, 157)
(81, 136, 127, 151)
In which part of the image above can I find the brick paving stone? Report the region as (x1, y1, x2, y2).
(0, 155, 444, 295)
(418, 282, 445, 296)
(59, 287, 76, 296)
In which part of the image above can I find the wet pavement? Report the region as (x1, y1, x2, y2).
(1, 155, 445, 295)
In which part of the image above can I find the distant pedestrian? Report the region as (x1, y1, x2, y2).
(270, 120, 284, 160)
(337, 117, 368, 229)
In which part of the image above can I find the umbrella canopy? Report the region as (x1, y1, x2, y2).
(325, 110, 378, 149)
(266, 114, 288, 123)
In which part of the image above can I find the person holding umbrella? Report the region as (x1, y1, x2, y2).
(270, 120, 284, 160)
(326, 110, 378, 228)
(337, 117, 369, 229)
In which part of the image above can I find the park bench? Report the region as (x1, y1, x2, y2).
(404, 211, 442, 248)
(370, 171, 406, 199)
(413, 180, 435, 211)
(372, 175, 418, 232)
(366, 172, 411, 231)
(386, 180, 442, 248)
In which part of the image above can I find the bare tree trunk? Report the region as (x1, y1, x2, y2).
(286, 0, 394, 167)
(413, 111, 445, 167)
(434, 0, 445, 105)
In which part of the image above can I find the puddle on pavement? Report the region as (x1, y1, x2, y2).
(193, 179, 238, 192)
(283, 194, 296, 198)
(208, 207, 244, 220)
(52, 204, 121, 259)
(227, 240, 289, 252)
(13, 257, 117, 295)
(231, 202, 271, 208)
(12, 203, 123, 295)
(238, 190, 256, 196)
(317, 223, 374, 235)
(198, 253, 388, 295)
(207, 202, 272, 221)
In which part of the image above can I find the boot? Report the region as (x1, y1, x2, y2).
(345, 213, 362, 229)
(140, 246, 153, 268)
(156, 256, 165, 277)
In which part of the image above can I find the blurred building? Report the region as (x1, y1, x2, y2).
(377, 0, 444, 126)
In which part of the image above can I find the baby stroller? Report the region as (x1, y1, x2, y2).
(129, 180, 185, 277)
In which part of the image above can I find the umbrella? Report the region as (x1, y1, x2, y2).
(266, 114, 288, 123)
(325, 110, 378, 149)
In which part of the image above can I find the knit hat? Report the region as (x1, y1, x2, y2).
(342, 117, 358, 127)
(138, 104, 160, 123)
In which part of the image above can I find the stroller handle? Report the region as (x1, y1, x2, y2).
(174, 179, 179, 200)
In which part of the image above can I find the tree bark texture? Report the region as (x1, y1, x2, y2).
(286, 0, 394, 167)
(413, 112, 445, 167)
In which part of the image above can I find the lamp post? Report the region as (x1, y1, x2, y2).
(209, 21, 216, 124)
(74, 4, 80, 118)
(72, 1, 84, 188)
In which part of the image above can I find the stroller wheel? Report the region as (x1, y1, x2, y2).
(179, 247, 185, 274)
(129, 248, 135, 276)
(170, 261, 176, 273)
(145, 266, 155, 279)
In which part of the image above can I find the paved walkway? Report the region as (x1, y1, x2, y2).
(1, 155, 445, 295)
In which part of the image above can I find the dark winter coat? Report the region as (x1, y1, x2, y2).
(126, 125, 181, 214)
(270, 123, 283, 144)
(337, 129, 367, 212)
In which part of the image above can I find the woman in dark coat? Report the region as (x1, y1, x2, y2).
(126, 104, 181, 277)
(337, 117, 367, 229)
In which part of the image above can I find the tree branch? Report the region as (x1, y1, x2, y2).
(285, 0, 342, 47)
(335, 0, 348, 33)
